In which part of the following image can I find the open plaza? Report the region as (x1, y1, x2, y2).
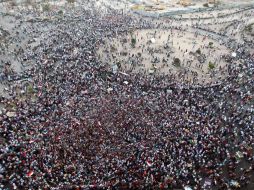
(0, 0, 254, 189)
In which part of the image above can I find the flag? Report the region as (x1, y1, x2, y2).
(27, 170, 34, 177)
(146, 160, 153, 167)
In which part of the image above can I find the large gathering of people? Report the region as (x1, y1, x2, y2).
(0, 1, 254, 189)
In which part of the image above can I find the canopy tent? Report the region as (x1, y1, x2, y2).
(150, 38, 156, 44)
(231, 52, 237, 57)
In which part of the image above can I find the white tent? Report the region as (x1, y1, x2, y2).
(184, 186, 192, 190)
(167, 89, 172, 94)
(150, 38, 156, 44)
(232, 52, 237, 57)
(6, 112, 16, 117)
(149, 69, 155, 74)
(107, 87, 113, 93)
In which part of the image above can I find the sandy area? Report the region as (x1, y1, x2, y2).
(98, 28, 232, 84)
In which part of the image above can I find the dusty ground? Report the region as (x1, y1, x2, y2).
(98, 29, 232, 84)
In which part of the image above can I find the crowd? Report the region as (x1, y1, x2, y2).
(0, 2, 254, 190)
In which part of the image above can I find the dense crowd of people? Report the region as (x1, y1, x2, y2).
(0, 2, 254, 190)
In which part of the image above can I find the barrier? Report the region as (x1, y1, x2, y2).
(132, 3, 254, 18)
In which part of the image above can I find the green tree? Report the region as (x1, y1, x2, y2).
(203, 3, 209, 7)
(27, 84, 34, 94)
(110, 45, 117, 52)
(245, 24, 253, 33)
(208, 42, 214, 49)
(196, 48, 201, 55)
(173, 58, 181, 67)
(58, 10, 64, 15)
(208, 62, 215, 70)
(42, 4, 50, 12)
(131, 38, 136, 48)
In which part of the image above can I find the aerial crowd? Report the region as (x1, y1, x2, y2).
(0, 3, 254, 190)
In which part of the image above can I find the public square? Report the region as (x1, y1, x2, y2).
(0, 0, 254, 189)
